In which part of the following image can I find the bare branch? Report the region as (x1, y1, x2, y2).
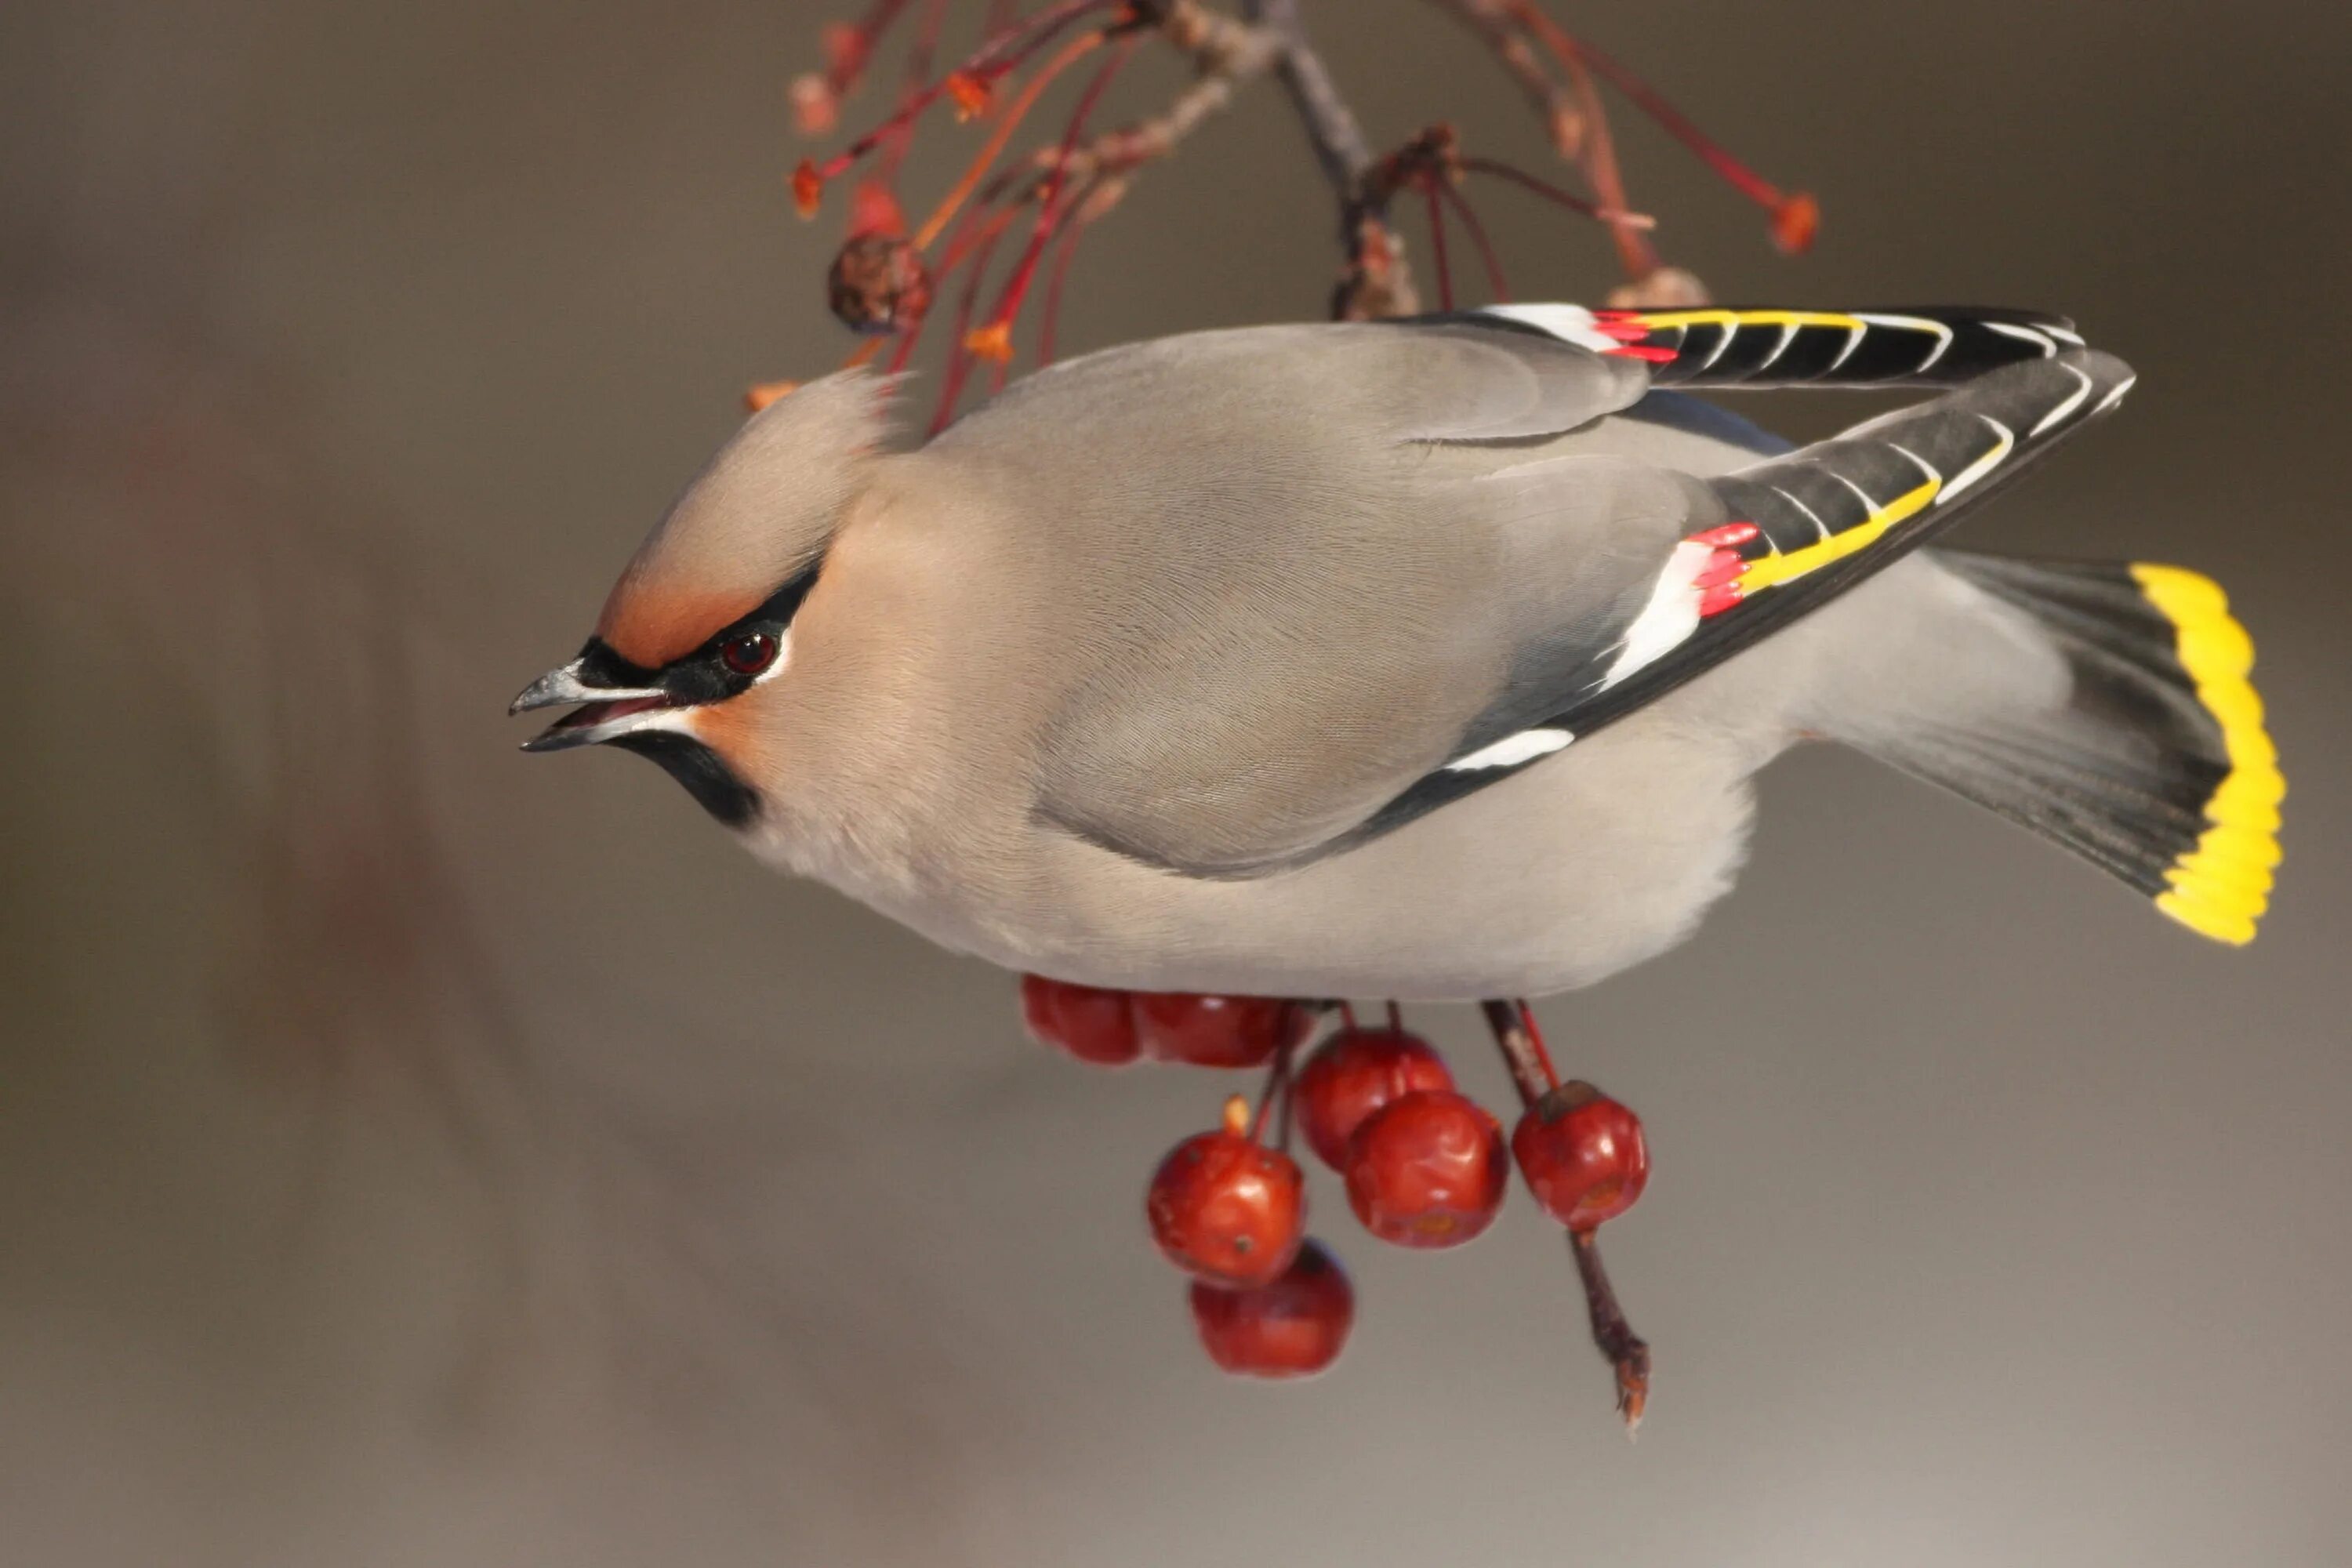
(1239, 0, 1418, 318)
(1241, 0, 1370, 191)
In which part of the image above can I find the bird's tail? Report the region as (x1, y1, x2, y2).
(1824, 551, 2283, 944)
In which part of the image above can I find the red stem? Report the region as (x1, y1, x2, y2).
(1035, 194, 1087, 364)
(1506, 3, 1658, 279)
(887, 197, 1002, 373)
(1568, 35, 1789, 210)
(1516, 999, 1560, 1091)
(1436, 180, 1508, 303)
(880, 0, 956, 180)
(911, 25, 1109, 250)
(1422, 181, 1455, 311)
(1459, 154, 1640, 226)
(970, 34, 1136, 349)
(1036, 177, 1103, 365)
(931, 215, 1016, 432)
(818, 1, 1116, 184)
(1247, 1031, 1302, 1145)
(1479, 999, 1551, 1109)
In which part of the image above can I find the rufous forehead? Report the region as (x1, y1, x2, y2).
(595, 578, 766, 669)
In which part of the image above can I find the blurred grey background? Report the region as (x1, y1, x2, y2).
(5, 1, 2347, 1563)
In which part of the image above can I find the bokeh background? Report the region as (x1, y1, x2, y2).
(5, 2, 2347, 1563)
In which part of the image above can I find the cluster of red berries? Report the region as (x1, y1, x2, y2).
(1023, 977, 1650, 1399)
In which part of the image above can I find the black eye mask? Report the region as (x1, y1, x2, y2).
(564, 560, 824, 827)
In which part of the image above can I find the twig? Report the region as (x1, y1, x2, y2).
(1241, 0, 1418, 318)
(1480, 998, 1650, 1434)
(1570, 1227, 1653, 1432)
(1479, 998, 1553, 1108)
(1421, 0, 1581, 156)
(1503, 1, 1661, 280)
(1024, 6, 1281, 191)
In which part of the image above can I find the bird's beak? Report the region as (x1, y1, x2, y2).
(510, 657, 682, 753)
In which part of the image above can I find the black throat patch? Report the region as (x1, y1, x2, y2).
(570, 561, 823, 830)
(607, 730, 760, 828)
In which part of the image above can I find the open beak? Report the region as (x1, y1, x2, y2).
(510, 657, 683, 753)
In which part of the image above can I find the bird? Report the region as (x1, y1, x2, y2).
(511, 304, 2282, 1000)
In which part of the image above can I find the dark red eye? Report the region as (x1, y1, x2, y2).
(720, 630, 779, 677)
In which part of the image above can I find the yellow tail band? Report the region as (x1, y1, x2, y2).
(2130, 564, 2285, 945)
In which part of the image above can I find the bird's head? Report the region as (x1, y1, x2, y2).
(510, 370, 895, 826)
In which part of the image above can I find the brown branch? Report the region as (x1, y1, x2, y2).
(1241, 0, 1367, 190)
(1481, 999, 1650, 1435)
(1240, 0, 1418, 318)
(1571, 1227, 1653, 1433)
(1007, 2, 1280, 201)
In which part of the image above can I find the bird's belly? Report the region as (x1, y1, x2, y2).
(986, 718, 1768, 1000)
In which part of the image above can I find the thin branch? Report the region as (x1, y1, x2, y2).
(1240, 0, 1418, 317)
(1421, 0, 1581, 156)
(1243, 0, 1370, 191)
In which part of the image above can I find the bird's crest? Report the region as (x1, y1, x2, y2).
(596, 368, 899, 667)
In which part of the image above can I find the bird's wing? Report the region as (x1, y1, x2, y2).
(1466, 303, 2088, 389)
(1006, 309, 2129, 876)
(1341, 334, 2140, 849)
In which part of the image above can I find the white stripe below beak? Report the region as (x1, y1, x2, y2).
(520, 695, 697, 753)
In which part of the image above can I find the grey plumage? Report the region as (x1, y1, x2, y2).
(517, 306, 2281, 995)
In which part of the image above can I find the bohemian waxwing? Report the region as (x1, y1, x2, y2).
(513, 305, 2282, 999)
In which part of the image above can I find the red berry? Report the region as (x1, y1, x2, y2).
(1020, 974, 1141, 1065)
(1515, 1086, 1646, 1232)
(1294, 1027, 1454, 1171)
(1512, 1080, 1650, 1232)
(1344, 1089, 1508, 1248)
(1189, 1240, 1354, 1378)
(1133, 993, 1314, 1069)
(1146, 1108, 1305, 1287)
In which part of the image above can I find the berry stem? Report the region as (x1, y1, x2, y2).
(1435, 178, 1508, 303)
(1486, 996, 1648, 1431)
(1516, 999, 1560, 1091)
(1338, 1000, 1359, 1030)
(912, 25, 1112, 250)
(1560, 34, 1796, 217)
(1478, 998, 1552, 1109)
(1247, 1021, 1305, 1145)
(1570, 1227, 1651, 1435)
(967, 33, 1138, 358)
(1503, 2, 1659, 280)
(929, 208, 1018, 431)
(1383, 1000, 1401, 1033)
(877, 0, 956, 180)
(1421, 181, 1455, 312)
(1034, 187, 1089, 364)
(1458, 154, 1651, 227)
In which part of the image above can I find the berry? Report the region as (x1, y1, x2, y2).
(1189, 1240, 1354, 1378)
(1133, 993, 1314, 1069)
(1294, 1026, 1454, 1171)
(1020, 975, 1141, 1065)
(1145, 1101, 1305, 1287)
(1512, 1080, 1650, 1232)
(829, 234, 931, 336)
(1344, 1089, 1508, 1248)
